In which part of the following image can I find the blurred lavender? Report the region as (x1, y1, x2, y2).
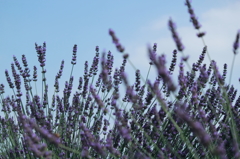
(1, 1, 240, 159)
(168, 18, 185, 52)
(185, 0, 206, 38)
(233, 30, 240, 55)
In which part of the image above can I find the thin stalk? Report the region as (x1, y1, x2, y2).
(229, 54, 236, 84)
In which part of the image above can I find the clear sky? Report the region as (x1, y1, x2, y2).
(1, 0, 240, 102)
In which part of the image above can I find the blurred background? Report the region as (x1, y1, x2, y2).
(1, 0, 240, 107)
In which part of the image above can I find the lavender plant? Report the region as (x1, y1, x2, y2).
(1, 1, 240, 159)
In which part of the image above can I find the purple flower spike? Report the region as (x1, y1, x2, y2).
(33, 66, 38, 81)
(168, 18, 185, 52)
(22, 54, 28, 67)
(148, 47, 177, 92)
(233, 30, 240, 54)
(185, 0, 206, 38)
(169, 49, 178, 74)
(185, 0, 202, 30)
(71, 44, 77, 65)
(0, 84, 4, 95)
(35, 42, 47, 68)
(109, 29, 125, 53)
(5, 70, 14, 89)
(90, 85, 103, 107)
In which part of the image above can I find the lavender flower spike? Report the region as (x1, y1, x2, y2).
(233, 30, 240, 54)
(109, 29, 125, 53)
(71, 44, 77, 65)
(168, 18, 185, 52)
(185, 0, 201, 30)
(185, 0, 206, 38)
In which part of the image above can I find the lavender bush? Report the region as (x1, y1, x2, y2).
(1, 1, 240, 158)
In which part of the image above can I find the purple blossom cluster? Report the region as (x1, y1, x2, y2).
(1, 1, 240, 159)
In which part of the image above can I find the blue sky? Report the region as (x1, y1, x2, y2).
(1, 0, 240, 102)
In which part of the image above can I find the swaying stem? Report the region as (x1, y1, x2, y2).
(229, 54, 236, 84)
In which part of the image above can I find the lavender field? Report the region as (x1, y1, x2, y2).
(1, 0, 240, 159)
